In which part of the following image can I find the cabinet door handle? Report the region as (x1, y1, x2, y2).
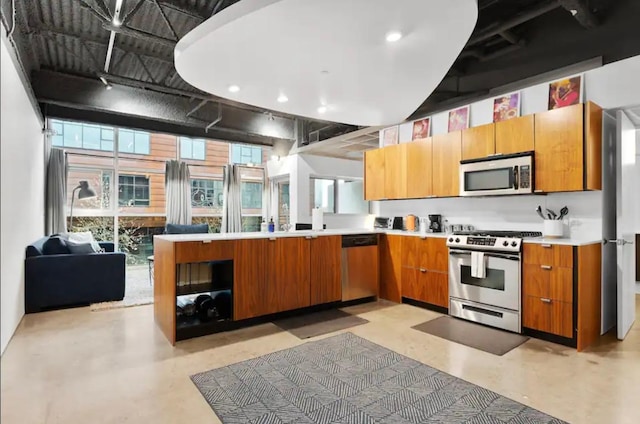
(419, 268, 427, 273)
(268, 237, 276, 241)
(202, 240, 211, 244)
(540, 265, 552, 270)
(534, 189, 544, 193)
(541, 298, 552, 303)
(541, 244, 552, 248)
(304, 236, 312, 239)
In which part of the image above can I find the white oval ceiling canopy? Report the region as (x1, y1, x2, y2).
(175, 0, 478, 126)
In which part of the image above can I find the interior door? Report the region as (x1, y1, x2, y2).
(616, 110, 637, 340)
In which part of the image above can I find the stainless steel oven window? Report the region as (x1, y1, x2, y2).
(464, 167, 513, 191)
(460, 266, 506, 291)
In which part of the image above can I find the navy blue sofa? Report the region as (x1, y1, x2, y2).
(25, 237, 126, 313)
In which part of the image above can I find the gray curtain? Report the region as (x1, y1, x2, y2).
(221, 164, 242, 233)
(45, 148, 67, 235)
(262, 167, 271, 225)
(165, 160, 192, 225)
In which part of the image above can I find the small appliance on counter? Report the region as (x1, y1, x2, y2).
(373, 217, 390, 229)
(391, 217, 403, 230)
(428, 214, 442, 232)
(405, 214, 417, 231)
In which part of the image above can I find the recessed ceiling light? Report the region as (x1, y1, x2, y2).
(317, 106, 327, 114)
(277, 94, 288, 103)
(386, 31, 403, 43)
(228, 85, 240, 93)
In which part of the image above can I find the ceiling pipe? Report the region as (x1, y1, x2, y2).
(467, 1, 560, 45)
(102, 23, 176, 47)
(186, 99, 208, 118)
(205, 104, 222, 132)
(557, 0, 599, 28)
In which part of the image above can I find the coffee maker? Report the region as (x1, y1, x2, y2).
(428, 214, 442, 233)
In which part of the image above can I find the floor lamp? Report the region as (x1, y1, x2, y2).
(69, 180, 97, 230)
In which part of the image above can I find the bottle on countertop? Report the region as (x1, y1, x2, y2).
(260, 217, 268, 233)
(268, 217, 275, 233)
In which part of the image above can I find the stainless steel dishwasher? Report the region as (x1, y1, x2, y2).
(341, 234, 379, 301)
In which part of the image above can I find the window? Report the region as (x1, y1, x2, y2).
(310, 178, 369, 214)
(51, 119, 114, 151)
(118, 175, 150, 207)
(119, 129, 150, 154)
(241, 182, 263, 209)
(180, 137, 206, 160)
(191, 179, 223, 208)
(231, 144, 262, 165)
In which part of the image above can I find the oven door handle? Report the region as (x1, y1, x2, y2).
(448, 250, 521, 261)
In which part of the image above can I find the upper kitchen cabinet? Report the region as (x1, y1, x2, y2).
(462, 123, 495, 160)
(432, 131, 462, 197)
(384, 144, 408, 199)
(406, 138, 433, 198)
(364, 148, 385, 200)
(534, 102, 602, 193)
(495, 115, 534, 155)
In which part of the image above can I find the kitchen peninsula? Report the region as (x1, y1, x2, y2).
(153, 230, 602, 351)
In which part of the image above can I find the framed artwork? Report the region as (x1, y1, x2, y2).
(411, 118, 431, 140)
(448, 106, 470, 132)
(548, 75, 582, 110)
(382, 125, 399, 146)
(492, 92, 520, 123)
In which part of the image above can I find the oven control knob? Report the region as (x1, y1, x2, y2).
(448, 237, 454, 242)
(503, 241, 509, 246)
(455, 238, 460, 243)
(511, 241, 518, 247)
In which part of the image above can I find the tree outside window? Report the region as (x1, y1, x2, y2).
(180, 137, 206, 160)
(118, 174, 150, 207)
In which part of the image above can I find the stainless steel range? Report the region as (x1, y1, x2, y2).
(446, 230, 541, 333)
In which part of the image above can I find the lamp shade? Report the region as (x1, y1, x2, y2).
(77, 181, 96, 199)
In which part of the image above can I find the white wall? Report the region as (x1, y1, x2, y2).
(1, 34, 46, 354)
(636, 129, 640, 293)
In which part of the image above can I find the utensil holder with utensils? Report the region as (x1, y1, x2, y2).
(543, 219, 564, 238)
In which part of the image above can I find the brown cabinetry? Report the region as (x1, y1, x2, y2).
(534, 102, 602, 193)
(401, 237, 448, 308)
(495, 114, 534, 155)
(461, 123, 495, 160)
(267, 237, 311, 313)
(310, 236, 342, 305)
(234, 239, 269, 319)
(364, 148, 385, 200)
(175, 240, 234, 264)
(432, 131, 462, 197)
(522, 242, 602, 351)
(379, 235, 403, 303)
(384, 143, 408, 199)
(406, 139, 433, 198)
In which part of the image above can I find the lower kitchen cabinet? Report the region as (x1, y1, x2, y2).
(380, 235, 403, 303)
(402, 267, 448, 308)
(267, 237, 311, 313)
(234, 239, 270, 320)
(522, 242, 602, 351)
(310, 236, 342, 305)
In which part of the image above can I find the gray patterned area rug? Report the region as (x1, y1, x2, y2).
(191, 333, 566, 424)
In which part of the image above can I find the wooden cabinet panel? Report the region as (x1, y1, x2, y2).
(523, 264, 573, 302)
(426, 272, 449, 309)
(234, 239, 269, 319)
(432, 131, 462, 197)
(403, 237, 448, 272)
(175, 240, 234, 264)
(462, 123, 495, 160)
(364, 149, 385, 200)
(523, 244, 573, 267)
(384, 144, 408, 199)
(267, 237, 311, 313)
(310, 236, 342, 305)
(534, 104, 584, 192)
(153, 238, 176, 345)
(524, 296, 573, 338)
(406, 139, 433, 198)
(380, 235, 403, 303)
(585, 101, 603, 191)
(495, 115, 534, 155)
(401, 267, 425, 302)
(576, 243, 602, 351)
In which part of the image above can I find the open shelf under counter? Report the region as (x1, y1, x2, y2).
(176, 283, 232, 297)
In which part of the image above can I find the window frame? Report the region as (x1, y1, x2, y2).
(118, 128, 151, 155)
(309, 176, 369, 216)
(51, 119, 115, 152)
(179, 137, 206, 160)
(230, 143, 262, 166)
(118, 174, 151, 207)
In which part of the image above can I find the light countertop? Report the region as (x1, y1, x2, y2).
(155, 229, 601, 246)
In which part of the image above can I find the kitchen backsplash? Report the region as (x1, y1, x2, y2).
(372, 191, 603, 240)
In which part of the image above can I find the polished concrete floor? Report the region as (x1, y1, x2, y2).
(1, 298, 639, 424)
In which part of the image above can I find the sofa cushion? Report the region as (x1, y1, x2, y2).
(42, 236, 71, 255)
(66, 240, 97, 254)
(165, 223, 209, 234)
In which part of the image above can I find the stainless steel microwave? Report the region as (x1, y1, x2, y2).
(459, 151, 534, 197)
